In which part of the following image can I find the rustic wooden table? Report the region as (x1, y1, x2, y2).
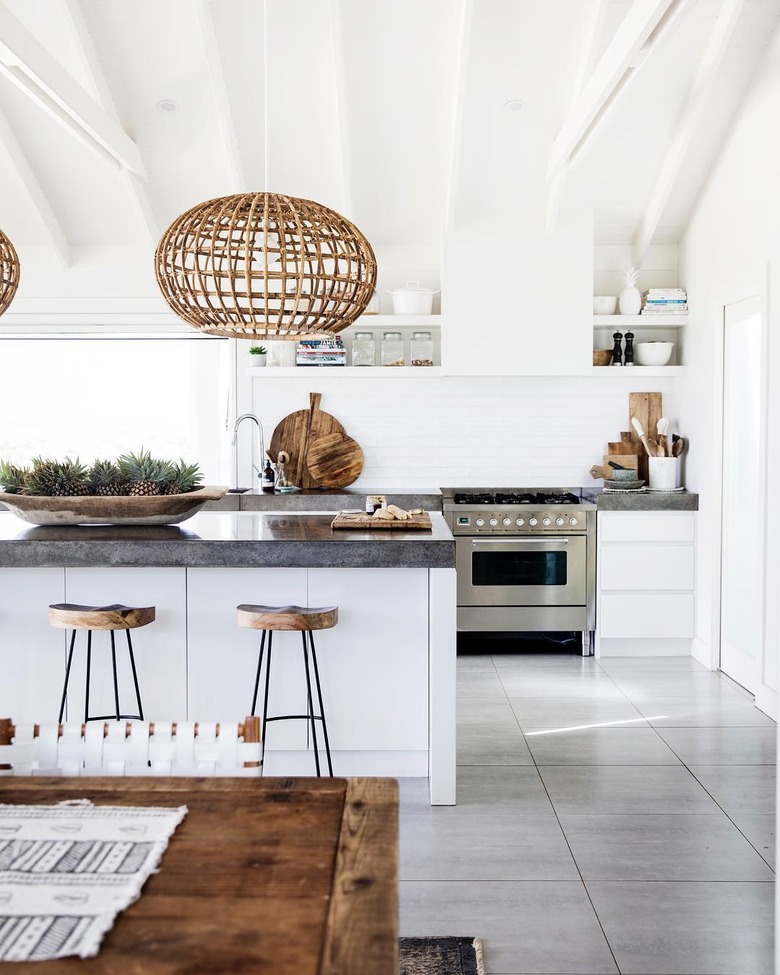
(0, 776, 398, 974)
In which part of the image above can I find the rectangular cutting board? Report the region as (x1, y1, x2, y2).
(331, 511, 433, 531)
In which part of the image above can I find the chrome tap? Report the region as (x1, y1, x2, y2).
(231, 413, 265, 492)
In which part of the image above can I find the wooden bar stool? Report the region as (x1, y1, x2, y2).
(236, 604, 337, 777)
(49, 603, 155, 724)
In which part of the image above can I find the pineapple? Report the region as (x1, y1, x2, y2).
(618, 265, 641, 315)
(26, 457, 90, 496)
(0, 460, 30, 494)
(89, 459, 128, 497)
(118, 449, 174, 496)
(163, 459, 203, 495)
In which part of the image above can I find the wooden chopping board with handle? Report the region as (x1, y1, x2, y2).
(269, 392, 345, 489)
(629, 392, 662, 481)
(307, 432, 364, 488)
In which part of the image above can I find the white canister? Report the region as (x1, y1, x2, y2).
(387, 281, 439, 315)
(648, 457, 680, 491)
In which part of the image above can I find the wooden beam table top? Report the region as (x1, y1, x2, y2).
(0, 776, 399, 975)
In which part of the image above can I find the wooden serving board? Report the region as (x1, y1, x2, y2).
(629, 392, 663, 481)
(307, 432, 364, 488)
(331, 511, 433, 531)
(269, 393, 345, 489)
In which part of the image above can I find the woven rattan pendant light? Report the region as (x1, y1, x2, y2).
(0, 228, 20, 317)
(154, 3, 376, 341)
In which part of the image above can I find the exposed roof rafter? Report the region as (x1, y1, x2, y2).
(0, 2, 146, 177)
(444, 0, 471, 232)
(193, 0, 245, 193)
(327, 0, 351, 216)
(547, 0, 699, 181)
(62, 0, 158, 241)
(633, 0, 747, 265)
(0, 104, 69, 266)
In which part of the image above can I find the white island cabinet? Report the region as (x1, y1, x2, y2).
(595, 510, 696, 655)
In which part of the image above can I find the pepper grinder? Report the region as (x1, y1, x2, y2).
(611, 330, 623, 366)
(623, 330, 635, 366)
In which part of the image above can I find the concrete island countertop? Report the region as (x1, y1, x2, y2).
(203, 488, 443, 512)
(0, 510, 455, 569)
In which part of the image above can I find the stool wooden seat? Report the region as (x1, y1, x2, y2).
(49, 603, 156, 631)
(236, 604, 338, 631)
(49, 603, 155, 725)
(236, 603, 337, 777)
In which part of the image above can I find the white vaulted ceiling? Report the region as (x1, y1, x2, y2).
(0, 0, 776, 289)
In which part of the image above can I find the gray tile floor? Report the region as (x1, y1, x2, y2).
(398, 653, 776, 975)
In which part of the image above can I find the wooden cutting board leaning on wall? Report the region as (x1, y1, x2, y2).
(628, 392, 662, 480)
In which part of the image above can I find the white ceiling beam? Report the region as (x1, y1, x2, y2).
(633, 0, 747, 265)
(193, 0, 245, 193)
(547, 0, 699, 180)
(444, 0, 472, 232)
(327, 0, 351, 216)
(0, 2, 145, 177)
(62, 0, 158, 241)
(0, 105, 69, 266)
(547, 0, 608, 231)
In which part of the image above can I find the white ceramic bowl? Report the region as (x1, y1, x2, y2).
(593, 296, 617, 315)
(635, 341, 674, 366)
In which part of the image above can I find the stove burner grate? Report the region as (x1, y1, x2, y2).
(453, 493, 494, 505)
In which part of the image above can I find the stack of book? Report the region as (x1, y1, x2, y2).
(295, 338, 346, 366)
(641, 289, 688, 314)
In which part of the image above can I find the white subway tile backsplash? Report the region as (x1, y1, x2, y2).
(251, 374, 677, 489)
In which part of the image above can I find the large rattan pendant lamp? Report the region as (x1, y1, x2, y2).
(0, 228, 20, 317)
(154, 4, 376, 341)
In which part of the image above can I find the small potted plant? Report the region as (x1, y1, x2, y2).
(248, 345, 267, 367)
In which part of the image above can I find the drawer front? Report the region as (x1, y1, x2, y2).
(599, 512, 696, 543)
(600, 544, 695, 592)
(599, 593, 695, 638)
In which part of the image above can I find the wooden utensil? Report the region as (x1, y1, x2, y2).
(307, 432, 364, 488)
(629, 392, 662, 479)
(269, 392, 345, 489)
(672, 435, 686, 457)
(631, 417, 660, 458)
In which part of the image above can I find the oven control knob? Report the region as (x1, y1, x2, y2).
(475, 518, 485, 527)
(515, 518, 525, 526)
(542, 517, 552, 526)
(569, 517, 578, 526)
(556, 517, 565, 526)
(502, 517, 512, 526)
(489, 518, 499, 526)
(528, 517, 538, 526)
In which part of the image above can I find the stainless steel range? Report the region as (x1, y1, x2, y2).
(442, 488, 597, 655)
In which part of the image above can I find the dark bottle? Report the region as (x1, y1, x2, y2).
(260, 459, 276, 493)
(624, 330, 635, 366)
(611, 330, 623, 366)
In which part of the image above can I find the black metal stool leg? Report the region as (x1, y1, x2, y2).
(250, 630, 267, 716)
(308, 631, 333, 776)
(301, 631, 321, 776)
(125, 630, 144, 721)
(58, 629, 78, 724)
(260, 631, 273, 770)
(84, 630, 93, 723)
(109, 631, 121, 721)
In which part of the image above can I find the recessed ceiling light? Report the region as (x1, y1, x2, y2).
(503, 99, 526, 112)
(157, 99, 179, 113)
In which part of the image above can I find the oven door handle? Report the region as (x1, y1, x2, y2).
(470, 537, 569, 545)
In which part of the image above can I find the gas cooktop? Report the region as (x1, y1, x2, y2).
(450, 490, 586, 506)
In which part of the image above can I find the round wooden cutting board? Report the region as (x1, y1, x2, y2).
(269, 392, 345, 489)
(306, 432, 364, 488)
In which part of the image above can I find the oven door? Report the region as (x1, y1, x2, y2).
(456, 535, 587, 607)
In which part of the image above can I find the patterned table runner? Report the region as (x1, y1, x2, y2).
(0, 800, 187, 961)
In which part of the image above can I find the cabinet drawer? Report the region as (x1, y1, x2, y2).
(599, 512, 695, 543)
(600, 544, 694, 592)
(599, 594, 694, 638)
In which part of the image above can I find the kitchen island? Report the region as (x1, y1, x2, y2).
(0, 511, 456, 804)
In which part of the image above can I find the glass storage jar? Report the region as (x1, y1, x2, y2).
(351, 332, 376, 366)
(381, 331, 405, 367)
(410, 331, 434, 366)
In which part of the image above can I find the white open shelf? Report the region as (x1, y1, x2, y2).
(593, 314, 688, 328)
(590, 365, 687, 376)
(247, 366, 444, 377)
(351, 314, 442, 329)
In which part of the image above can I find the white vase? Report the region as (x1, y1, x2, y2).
(618, 286, 641, 315)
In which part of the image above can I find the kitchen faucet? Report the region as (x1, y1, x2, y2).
(230, 413, 265, 493)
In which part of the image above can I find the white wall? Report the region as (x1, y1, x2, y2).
(678, 25, 780, 717)
(248, 373, 678, 489)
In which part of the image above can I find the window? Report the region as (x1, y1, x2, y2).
(0, 335, 232, 483)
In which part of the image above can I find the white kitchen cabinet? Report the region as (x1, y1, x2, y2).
(64, 568, 187, 721)
(0, 568, 65, 722)
(596, 511, 696, 653)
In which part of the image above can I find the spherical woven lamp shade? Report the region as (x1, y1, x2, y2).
(154, 193, 377, 340)
(0, 229, 20, 317)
